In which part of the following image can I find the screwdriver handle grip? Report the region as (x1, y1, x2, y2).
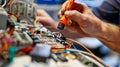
(58, 0, 74, 30)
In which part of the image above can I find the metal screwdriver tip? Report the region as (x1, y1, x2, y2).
(57, 23, 65, 30)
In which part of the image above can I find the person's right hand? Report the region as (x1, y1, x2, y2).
(58, 1, 103, 37)
(36, 9, 85, 38)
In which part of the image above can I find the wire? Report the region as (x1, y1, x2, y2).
(1, 0, 7, 8)
(34, 19, 37, 27)
(4, 0, 13, 8)
(66, 38, 94, 55)
(66, 38, 109, 67)
(8, 13, 19, 20)
(71, 43, 77, 49)
(52, 32, 63, 38)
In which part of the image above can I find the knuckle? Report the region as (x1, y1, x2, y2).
(82, 16, 88, 22)
(70, 10, 77, 16)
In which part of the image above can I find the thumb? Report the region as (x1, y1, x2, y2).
(64, 10, 87, 25)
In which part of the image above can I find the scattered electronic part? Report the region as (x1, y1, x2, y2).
(13, 31, 33, 46)
(52, 49, 107, 67)
(31, 44, 51, 63)
(0, 7, 8, 29)
(31, 44, 51, 57)
(0, 0, 6, 7)
(7, 0, 36, 19)
(0, 0, 109, 67)
(0, 0, 13, 8)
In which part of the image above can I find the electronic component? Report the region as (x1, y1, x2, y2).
(31, 44, 51, 62)
(0, 8, 8, 29)
(0, 0, 5, 7)
(8, 0, 36, 19)
(0, 0, 13, 8)
(52, 49, 108, 67)
(0, 0, 109, 67)
(13, 31, 33, 46)
(31, 44, 51, 57)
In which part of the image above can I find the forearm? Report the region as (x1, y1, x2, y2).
(95, 21, 120, 53)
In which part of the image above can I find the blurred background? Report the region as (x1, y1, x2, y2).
(35, 0, 120, 67)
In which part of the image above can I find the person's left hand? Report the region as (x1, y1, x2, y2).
(36, 9, 84, 38)
(36, 9, 57, 29)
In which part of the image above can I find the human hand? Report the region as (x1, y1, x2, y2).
(36, 9, 57, 30)
(58, 1, 102, 37)
(36, 9, 85, 38)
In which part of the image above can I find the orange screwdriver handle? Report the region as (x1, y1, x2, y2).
(57, 0, 74, 30)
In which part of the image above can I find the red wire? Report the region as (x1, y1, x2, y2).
(16, 46, 34, 53)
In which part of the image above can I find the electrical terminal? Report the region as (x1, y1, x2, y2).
(0, 1, 109, 67)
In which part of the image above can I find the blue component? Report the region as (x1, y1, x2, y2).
(15, 22, 20, 26)
(8, 46, 17, 62)
(36, 0, 66, 4)
(36, 0, 56, 4)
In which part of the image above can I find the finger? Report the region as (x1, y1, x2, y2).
(36, 16, 50, 25)
(58, 1, 88, 18)
(66, 21, 90, 37)
(57, 1, 68, 18)
(37, 9, 45, 16)
(36, 16, 57, 27)
(57, 8, 65, 18)
(65, 21, 78, 32)
(74, 2, 90, 14)
(66, 19, 72, 25)
(64, 10, 88, 25)
(75, 2, 89, 10)
(58, 7, 66, 18)
(36, 16, 46, 22)
(37, 9, 50, 17)
(71, 2, 84, 13)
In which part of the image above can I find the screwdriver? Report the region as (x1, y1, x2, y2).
(57, 0, 74, 30)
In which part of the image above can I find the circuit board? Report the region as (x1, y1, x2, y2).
(0, 0, 109, 67)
